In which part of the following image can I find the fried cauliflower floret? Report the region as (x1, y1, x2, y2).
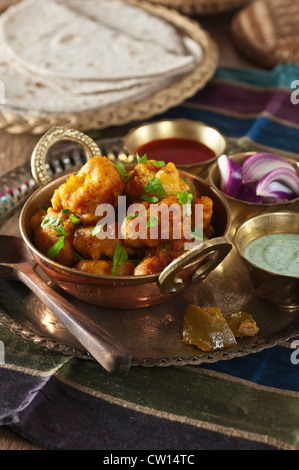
(120, 193, 214, 249)
(133, 240, 185, 276)
(73, 225, 118, 260)
(120, 201, 159, 249)
(29, 207, 47, 233)
(120, 195, 186, 249)
(125, 160, 190, 202)
(156, 162, 190, 196)
(34, 209, 77, 267)
(125, 160, 159, 201)
(199, 195, 213, 232)
(51, 155, 124, 225)
(133, 252, 173, 276)
(152, 194, 192, 242)
(75, 259, 136, 276)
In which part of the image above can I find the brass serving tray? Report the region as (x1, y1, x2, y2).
(0, 136, 298, 366)
(1, 208, 299, 367)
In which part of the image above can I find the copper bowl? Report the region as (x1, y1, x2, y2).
(123, 118, 227, 178)
(19, 126, 232, 309)
(208, 151, 299, 234)
(234, 211, 299, 309)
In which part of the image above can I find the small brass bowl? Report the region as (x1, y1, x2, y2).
(19, 126, 232, 310)
(234, 211, 299, 309)
(208, 152, 299, 234)
(123, 118, 227, 177)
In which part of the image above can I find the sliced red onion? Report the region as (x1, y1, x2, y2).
(218, 154, 242, 197)
(236, 183, 263, 203)
(256, 168, 299, 201)
(260, 183, 295, 203)
(242, 152, 296, 183)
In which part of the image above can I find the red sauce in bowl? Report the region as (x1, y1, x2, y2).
(136, 138, 216, 166)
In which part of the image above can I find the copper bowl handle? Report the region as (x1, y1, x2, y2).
(158, 237, 232, 296)
(31, 125, 102, 186)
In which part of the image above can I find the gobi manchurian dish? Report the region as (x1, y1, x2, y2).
(30, 154, 215, 276)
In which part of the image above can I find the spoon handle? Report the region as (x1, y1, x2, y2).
(16, 262, 132, 374)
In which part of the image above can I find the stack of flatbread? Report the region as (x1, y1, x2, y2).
(0, 0, 203, 116)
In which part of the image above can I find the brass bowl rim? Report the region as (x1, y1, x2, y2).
(208, 151, 299, 206)
(123, 118, 228, 168)
(234, 210, 299, 279)
(19, 170, 231, 283)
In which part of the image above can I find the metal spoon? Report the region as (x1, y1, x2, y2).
(0, 235, 132, 374)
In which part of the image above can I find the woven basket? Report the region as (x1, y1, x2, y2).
(138, 0, 249, 15)
(231, 0, 299, 67)
(0, 0, 218, 134)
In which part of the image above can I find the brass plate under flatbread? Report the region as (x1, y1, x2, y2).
(231, 0, 299, 67)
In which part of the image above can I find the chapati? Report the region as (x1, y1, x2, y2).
(0, 0, 201, 82)
(0, 53, 184, 115)
(0, 0, 204, 116)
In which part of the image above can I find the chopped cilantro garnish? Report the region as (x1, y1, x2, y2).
(125, 212, 139, 220)
(41, 214, 62, 229)
(144, 177, 167, 199)
(136, 154, 165, 167)
(176, 192, 189, 204)
(37, 205, 48, 211)
(46, 236, 65, 258)
(69, 213, 81, 225)
(55, 224, 69, 236)
(176, 190, 193, 205)
(61, 208, 80, 225)
(147, 213, 159, 228)
(176, 189, 193, 216)
(180, 176, 194, 194)
(115, 161, 130, 183)
(42, 214, 70, 259)
(74, 251, 83, 261)
(92, 224, 104, 236)
(180, 176, 192, 187)
(133, 258, 142, 266)
(112, 243, 128, 275)
(191, 226, 207, 241)
(140, 194, 159, 203)
(136, 153, 148, 164)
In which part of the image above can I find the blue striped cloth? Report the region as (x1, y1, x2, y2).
(159, 64, 299, 156)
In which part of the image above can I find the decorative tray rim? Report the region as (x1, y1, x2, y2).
(0, 306, 298, 367)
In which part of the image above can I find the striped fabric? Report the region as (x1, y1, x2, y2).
(160, 64, 299, 157)
(0, 65, 299, 451)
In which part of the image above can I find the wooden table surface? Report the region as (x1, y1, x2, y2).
(0, 8, 259, 451)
